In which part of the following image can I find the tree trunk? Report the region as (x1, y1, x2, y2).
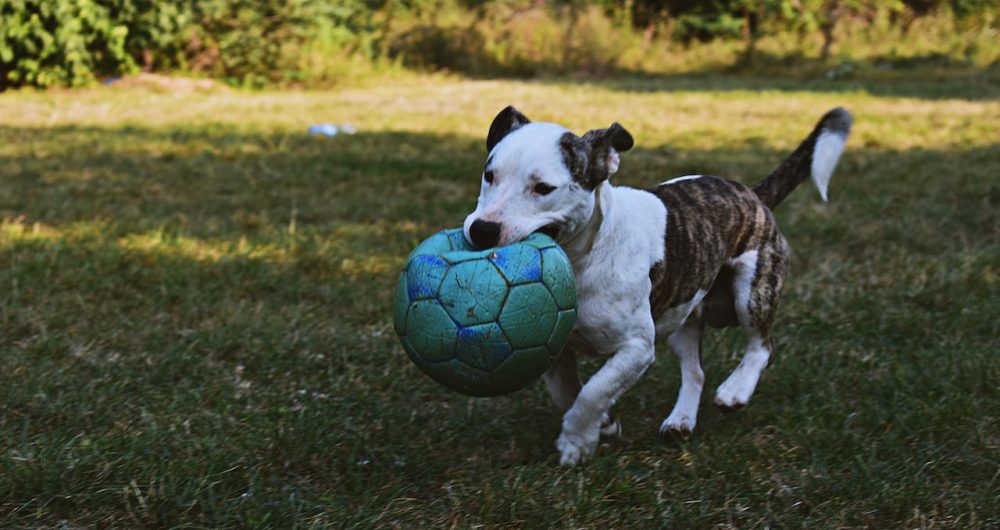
(741, 3, 760, 67)
(820, 1, 840, 61)
(562, 2, 580, 72)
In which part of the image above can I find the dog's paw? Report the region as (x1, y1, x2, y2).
(556, 424, 600, 466)
(714, 379, 752, 412)
(599, 412, 621, 440)
(659, 412, 696, 437)
(714, 399, 746, 413)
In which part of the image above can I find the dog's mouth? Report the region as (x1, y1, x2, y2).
(535, 223, 560, 239)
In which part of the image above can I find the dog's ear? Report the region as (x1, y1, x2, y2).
(486, 106, 531, 152)
(578, 122, 634, 186)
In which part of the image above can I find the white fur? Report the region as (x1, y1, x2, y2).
(713, 250, 770, 410)
(553, 185, 665, 464)
(599, 412, 621, 438)
(729, 250, 759, 328)
(811, 129, 847, 202)
(606, 149, 621, 175)
(662, 174, 703, 185)
(465, 122, 588, 246)
(715, 335, 770, 409)
(469, 123, 669, 464)
(654, 288, 706, 337)
(661, 318, 704, 434)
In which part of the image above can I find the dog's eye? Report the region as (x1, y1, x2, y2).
(483, 170, 494, 184)
(533, 182, 557, 196)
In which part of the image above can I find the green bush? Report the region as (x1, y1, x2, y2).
(0, 0, 996, 88)
(0, 0, 134, 88)
(0, 0, 385, 88)
(175, 0, 383, 86)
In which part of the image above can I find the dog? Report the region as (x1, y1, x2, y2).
(463, 106, 852, 465)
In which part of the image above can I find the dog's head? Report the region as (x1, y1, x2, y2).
(463, 106, 634, 248)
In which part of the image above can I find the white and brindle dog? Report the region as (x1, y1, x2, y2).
(463, 106, 852, 465)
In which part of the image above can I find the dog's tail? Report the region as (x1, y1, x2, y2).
(752, 107, 852, 209)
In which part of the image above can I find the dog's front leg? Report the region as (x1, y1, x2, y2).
(556, 334, 655, 465)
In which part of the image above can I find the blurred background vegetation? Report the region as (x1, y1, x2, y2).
(0, 0, 997, 89)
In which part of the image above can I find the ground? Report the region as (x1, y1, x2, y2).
(1, 74, 998, 528)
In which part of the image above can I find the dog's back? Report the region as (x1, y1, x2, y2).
(647, 107, 852, 337)
(646, 176, 783, 324)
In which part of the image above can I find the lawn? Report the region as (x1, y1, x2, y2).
(1, 74, 998, 528)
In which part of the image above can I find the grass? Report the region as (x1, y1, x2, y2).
(0, 73, 998, 528)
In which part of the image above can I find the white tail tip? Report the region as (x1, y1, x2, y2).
(811, 128, 847, 202)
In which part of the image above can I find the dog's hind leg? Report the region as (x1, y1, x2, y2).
(660, 316, 705, 436)
(715, 240, 789, 411)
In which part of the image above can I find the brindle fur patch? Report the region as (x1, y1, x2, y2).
(646, 176, 789, 341)
(559, 133, 590, 187)
(559, 125, 634, 191)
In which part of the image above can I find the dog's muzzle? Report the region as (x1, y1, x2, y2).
(469, 219, 502, 248)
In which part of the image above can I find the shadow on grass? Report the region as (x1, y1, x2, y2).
(1, 121, 998, 526)
(580, 51, 1000, 101)
(2, 122, 997, 233)
(406, 43, 1000, 101)
(559, 69, 1000, 101)
(0, 124, 487, 237)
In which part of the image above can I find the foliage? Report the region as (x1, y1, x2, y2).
(0, 0, 998, 87)
(0, 0, 134, 88)
(0, 75, 998, 527)
(176, 0, 385, 86)
(0, 0, 387, 88)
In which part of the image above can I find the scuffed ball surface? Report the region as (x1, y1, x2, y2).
(393, 228, 577, 397)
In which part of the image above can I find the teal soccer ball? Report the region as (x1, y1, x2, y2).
(393, 228, 578, 397)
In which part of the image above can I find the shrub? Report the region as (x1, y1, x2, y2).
(0, 0, 996, 88)
(0, 0, 134, 88)
(0, 0, 384, 88)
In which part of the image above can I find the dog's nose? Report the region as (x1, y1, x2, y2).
(469, 220, 501, 249)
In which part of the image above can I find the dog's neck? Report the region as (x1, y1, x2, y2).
(559, 182, 612, 263)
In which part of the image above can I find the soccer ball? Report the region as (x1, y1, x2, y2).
(393, 228, 578, 397)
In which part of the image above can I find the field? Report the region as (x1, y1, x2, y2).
(1, 73, 998, 528)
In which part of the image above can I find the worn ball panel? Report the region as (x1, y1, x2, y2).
(445, 228, 474, 251)
(547, 309, 577, 354)
(491, 346, 552, 390)
(490, 244, 542, 285)
(405, 254, 450, 301)
(456, 322, 514, 372)
(521, 234, 558, 250)
(541, 247, 577, 310)
(395, 227, 578, 397)
(438, 260, 509, 327)
(442, 248, 494, 264)
(407, 230, 462, 261)
(421, 359, 494, 397)
(404, 299, 457, 363)
(399, 336, 421, 366)
(499, 283, 558, 349)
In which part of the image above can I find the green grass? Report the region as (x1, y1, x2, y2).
(1, 75, 998, 528)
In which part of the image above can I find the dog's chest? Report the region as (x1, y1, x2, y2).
(567, 187, 666, 353)
(573, 263, 653, 354)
